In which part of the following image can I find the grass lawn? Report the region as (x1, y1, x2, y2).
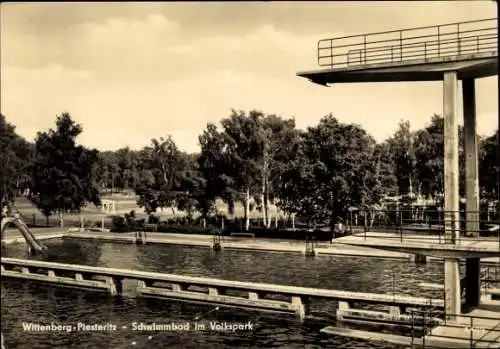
(12, 195, 284, 227)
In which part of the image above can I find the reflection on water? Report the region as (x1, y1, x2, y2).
(2, 239, 443, 348)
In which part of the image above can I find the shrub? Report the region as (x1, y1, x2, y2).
(148, 215, 160, 224)
(110, 215, 129, 232)
(156, 223, 207, 234)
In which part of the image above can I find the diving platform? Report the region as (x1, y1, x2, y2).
(297, 18, 497, 85)
(297, 16, 499, 324)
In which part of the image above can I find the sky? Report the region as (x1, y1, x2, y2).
(1, 1, 498, 153)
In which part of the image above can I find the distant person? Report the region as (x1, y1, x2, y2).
(335, 218, 345, 236)
(338, 218, 344, 235)
(331, 217, 345, 242)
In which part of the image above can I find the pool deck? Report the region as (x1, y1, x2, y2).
(2, 228, 500, 264)
(322, 308, 500, 349)
(335, 232, 500, 259)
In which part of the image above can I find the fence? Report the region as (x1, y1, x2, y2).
(345, 208, 500, 247)
(481, 265, 500, 295)
(317, 18, 498, 68)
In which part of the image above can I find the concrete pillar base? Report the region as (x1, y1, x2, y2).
(172, 283, 182, 292)
(465, 258, 481, 308)
(248, 292, 259, 301)
(444, 258, 461, 319)
(291, 296, 308, 321)
(411, 254, 427, 264)
(389, 306, 401, 317)
(103, 276, 117, 296)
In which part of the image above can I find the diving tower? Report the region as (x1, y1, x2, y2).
(297, 18, 499, 320)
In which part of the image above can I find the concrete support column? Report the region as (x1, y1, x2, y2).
(443, 71, 461, 318)
(465, 258, 481, 308)
(248, 292, 259, 301)
(444, 258, 461, 318)
(443, 71, 460, 243)
(463, 78, 480, 238)
(291, 296, 307, 321)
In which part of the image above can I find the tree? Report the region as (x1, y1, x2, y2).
(479, 131, 499, 199)
(276, 115, 382, 230)
(413, 114, 469, 199)
(218, 110, 266, 231)
(94, 151, 120, 192)
(258, 114, 299, 227)
(175, 153, 205, 220)
(387, 120, 417, 196)
(114, 147, 139, 190)
(373, 141, 398, 197)
(134, 136, 186, 214)
(0, 114, 33, 224)
(414, 115, 445, 198)
(198, 123, 232, 218)
(274, 129, 317, 228)
(31, 113, 101, 226)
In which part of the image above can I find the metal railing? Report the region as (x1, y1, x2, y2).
(318, 18, 498, 68)
(345, 208, 500, 248)
(410, 309, 500, 348)
(481, 265, 500, 294)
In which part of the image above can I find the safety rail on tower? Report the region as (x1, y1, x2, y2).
(317, 18, 498, 69)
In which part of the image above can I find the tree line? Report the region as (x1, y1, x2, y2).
(0, 111, 498, 230)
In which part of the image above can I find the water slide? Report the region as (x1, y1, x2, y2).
(1, 216, 46, 253)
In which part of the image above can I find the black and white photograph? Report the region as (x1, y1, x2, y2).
(1, 1, 499, 348)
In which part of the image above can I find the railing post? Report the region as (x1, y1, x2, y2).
(476, 36, 480, 53)
(429, 298, 433, 320)
(411, 311, 415, 347)
(399, 31, 403, 61)
(349, 210, 353, 235)
(392, 270, 395, 301)
(400, 213, 403, 243)
(363, 35, 367, 64)
(470, 316, 474, 348)
(457, 23, 461, 56)
(424, 42, 427, 59)
(437, 25, 441, 57)
(422, 310, 426, 348)
(444, 283, 447, 324)
(399, 211, 403, 243)
(363, 209, 367, 240)
(330, 39, 333, 68)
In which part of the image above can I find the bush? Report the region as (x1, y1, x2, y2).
(148, 215, 160, 224)
(110, 215, 129, 232)
(156, 223, 207, 234)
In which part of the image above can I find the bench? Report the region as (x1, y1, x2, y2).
(144, 223, 158, 232)
(230, 232, 255, 238)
